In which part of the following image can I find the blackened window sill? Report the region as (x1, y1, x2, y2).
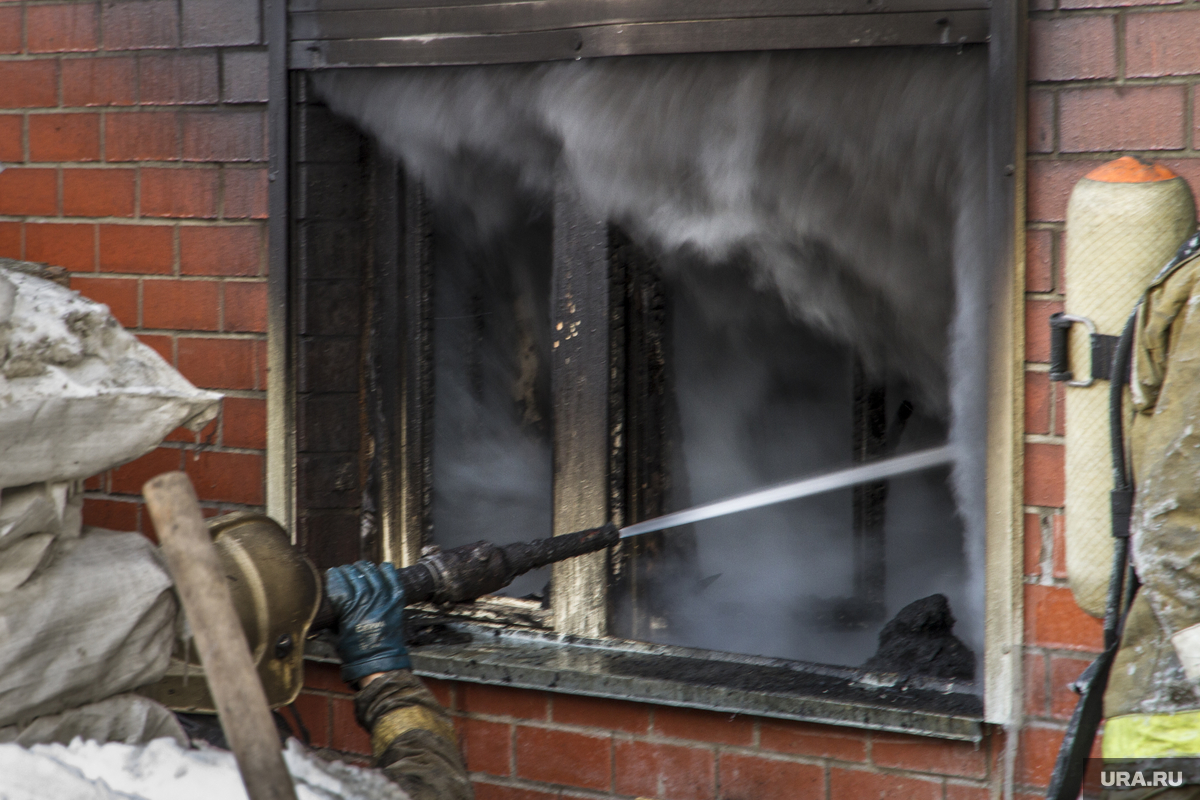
(307, 620, 983, 742)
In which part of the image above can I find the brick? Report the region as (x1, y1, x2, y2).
(137, 333, 173, 363)
(330, 695, 371, 755)
(101, 0, 179, 50)
(1051, 513, 1067, 577)
(223, 280, 266, 332)
(0, 222, 19, 258)
(1062, 0, 1179, 8)
(1126, 10, 1200, 77)
(30, 114, 101, 162)
(0, 168, 57, 216)
(1026, 228, 1054, 293)
(514, 726, 609, 790)
(222, 49, 267, 104)
(182, 0, 261, 47)
(138, 53, 220, 105)
(181, 109, 265, 162)
(1028, 90, 1054, 154)
(615, 739, 715, 800)
(296, 394, 358, 453)
(81, 497, 140, 531)
(221, 396, 266, 449)
(472, 784, 558, 800)
(0, 115, 21, 162)
(110, 446, 182, 495)
(1029, 17, 1117, 82)
(760, 719, 868, 761)
(1024, 513, 1045, 577)
(291, 692, 331, 749)
(1060, 86, 1186, 152)
(1018, 726, 1064, 788)
(1025, 584, 1103, 651)
(26, 222, 95, 270)
(143, 278, 219, 330)
(303, 661, 353, 695)
(0, 62, 58, 109)
(1025, 299, 1063, 364)
(178, 336, 260, 389)
(99, 224, 173, 273)
(945, 785, 992, 800)
(1024, 443, 1065, 507)
(222, 167, 267, 219)
(27, 3, 99, 52)
(63, 168, 136, 216)
(462, 718, 511, 776)
(653, 707, 754, 747)
(140, 167, 219, 218)
(871, 733, 988, 779)
(62, 57, 136, 106)
(0, 7, 20, 53)
(185, 450, 263, 505)
(164, 413, 216, 444)
(422, 678, 454, 710)
(829, 767, 942, 800)
(1053, 379, 1066, 436)
(460, 685, 548, 721)
(1025, 652, 1049, 718)
(1050, 655, 1092, 720)
(552, 695, 650, 735)
(71, 275, 138, 326)
(105, 111, 179, 161)
(179, 225, 262, 276)
(1025, 371, 1051, 436)
(720, 754, 824, 800)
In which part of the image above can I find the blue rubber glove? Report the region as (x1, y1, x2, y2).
(324, 561, 412, 683)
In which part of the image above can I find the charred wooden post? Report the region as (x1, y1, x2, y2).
(550, 182, 613, 637)
(851, 360, 888, 623)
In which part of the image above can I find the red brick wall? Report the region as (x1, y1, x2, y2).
(296, 662, 999, 800)
(0, 0, 270, 530)
(3, 0, 1196, 795)
(1021, 0, 1200, 794)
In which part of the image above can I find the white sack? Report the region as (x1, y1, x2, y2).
(0, 737, 412, 800)
(0, 530, 179, 728)
(0, 263, 221, 488)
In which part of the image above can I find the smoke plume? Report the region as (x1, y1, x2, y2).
(314, 46, 990, 666)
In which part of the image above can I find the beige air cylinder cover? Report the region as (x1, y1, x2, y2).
(1063, 157, 1196, 617)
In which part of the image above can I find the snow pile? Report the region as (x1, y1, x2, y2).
(0, 263, 221, 488)
(0, 737, 410, 800)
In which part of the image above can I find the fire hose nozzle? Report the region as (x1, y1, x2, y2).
(312, 523, 619, 631)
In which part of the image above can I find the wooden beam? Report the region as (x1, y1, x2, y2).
(292, 11, 988, 67)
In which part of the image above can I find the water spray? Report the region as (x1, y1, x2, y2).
(312, 444, 958, 629)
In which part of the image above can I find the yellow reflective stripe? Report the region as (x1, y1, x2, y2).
(371, 706, 458, 760)
(1104, 711, 1200, 758)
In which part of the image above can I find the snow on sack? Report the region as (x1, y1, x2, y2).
(0, 262, 221, 487)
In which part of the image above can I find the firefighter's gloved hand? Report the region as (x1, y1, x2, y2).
(325, 561, 412, 683)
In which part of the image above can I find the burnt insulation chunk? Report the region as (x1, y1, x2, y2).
(863, 594, 975, 681)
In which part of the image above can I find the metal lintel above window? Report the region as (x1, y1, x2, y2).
(289, 0, 990, 68)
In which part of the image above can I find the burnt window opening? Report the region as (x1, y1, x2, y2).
(290, 47, 990, 684)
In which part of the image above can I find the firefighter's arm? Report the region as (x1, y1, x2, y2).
(355, 670, 474, 800)
(325, 563, 474, 800)
(1126, 259, 1200, 679)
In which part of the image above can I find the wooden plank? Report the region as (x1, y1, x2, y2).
(291, 0, 988, 38)
(550, 183, 612, 639)
(291, 0, 986, 17)
(292, 10, 989, 67)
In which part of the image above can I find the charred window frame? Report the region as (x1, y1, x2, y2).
(268, 0, 1026, 736)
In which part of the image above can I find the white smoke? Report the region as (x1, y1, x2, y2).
(313, 47, 990, 664)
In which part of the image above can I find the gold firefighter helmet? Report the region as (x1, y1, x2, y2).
(140, 511, 321, 712)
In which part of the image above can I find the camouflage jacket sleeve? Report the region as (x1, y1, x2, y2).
(354, 670, 474, 800)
